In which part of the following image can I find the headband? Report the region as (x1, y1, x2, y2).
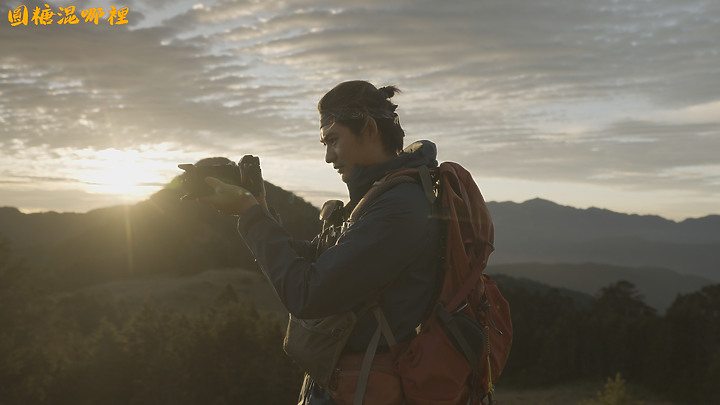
(319, 108, 399, 129)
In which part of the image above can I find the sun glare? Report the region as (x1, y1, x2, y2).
(73, 147, 174, 201)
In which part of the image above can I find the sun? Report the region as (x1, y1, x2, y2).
(76, 148, 171, 201)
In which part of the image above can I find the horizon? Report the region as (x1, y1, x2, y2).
(2, 0, 719, 222)
(4, 187, 717, 223)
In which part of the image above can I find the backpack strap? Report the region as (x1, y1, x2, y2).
(349, 166, 436, 223)
(435, 304, 480, 374)
(346, 167, 434, 405)
(417, 165, 437, 205)
(349, 174, 417, 223)
(353, 305, 397, 405)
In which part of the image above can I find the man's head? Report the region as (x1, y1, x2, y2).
(318, 81, 406, 183)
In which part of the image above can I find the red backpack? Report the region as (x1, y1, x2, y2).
(346, 162, 513, 405)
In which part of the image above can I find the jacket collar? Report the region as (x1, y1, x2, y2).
(346, 140, 438, 205)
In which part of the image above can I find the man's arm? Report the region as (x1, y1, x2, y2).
(238, 183, 431, 319)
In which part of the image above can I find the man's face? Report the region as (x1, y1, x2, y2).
(320, 122, 372, 183)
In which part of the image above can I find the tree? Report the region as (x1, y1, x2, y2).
(652, 284, 720, 403)
(499, 283, 582, 386)
(579, 281, 658, 381)
(594, 281, 655, 318)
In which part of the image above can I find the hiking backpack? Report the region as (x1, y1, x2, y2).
(347, 161, 513, 405)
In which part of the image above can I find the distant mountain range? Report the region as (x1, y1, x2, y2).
(1, 181, 717, 312)
(486, 198, 720, 281)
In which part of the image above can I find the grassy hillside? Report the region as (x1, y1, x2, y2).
(80, 267, 287, 315)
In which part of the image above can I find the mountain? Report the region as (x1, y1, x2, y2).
(0, 179, 320, 289)
(488, 273, 595, 310)
(487, 262, 714, 313)
(1, 185, 717, 307)
(486, 198, 720, 281)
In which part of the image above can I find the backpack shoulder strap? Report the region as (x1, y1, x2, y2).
(353, 305, 397, 405)
(417, 165, 437, 205)
(348, 166, 436, 223)
(346, 165, 437, 405)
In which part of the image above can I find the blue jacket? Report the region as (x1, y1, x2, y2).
(237, 140, 442, 399)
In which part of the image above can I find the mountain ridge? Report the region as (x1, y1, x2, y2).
(2, 187, 718, 307)
(485, 198, 719, 280)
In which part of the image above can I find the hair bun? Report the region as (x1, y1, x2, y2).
(378, 85, 401, 99)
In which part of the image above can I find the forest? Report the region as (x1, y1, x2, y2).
(2, 233, 719, 405)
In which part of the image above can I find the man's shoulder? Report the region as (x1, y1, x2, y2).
(366, 180, 431, 215)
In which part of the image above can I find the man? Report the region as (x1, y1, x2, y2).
(202, 81, 442, 404)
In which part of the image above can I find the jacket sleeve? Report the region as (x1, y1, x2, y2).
(288, 238, 318, 261)
(237, 183, 432, 319)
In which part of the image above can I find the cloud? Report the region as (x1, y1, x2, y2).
(253, 0, 719, 106)
(471, 119, 720, 190)
(1, 0, 719, 216)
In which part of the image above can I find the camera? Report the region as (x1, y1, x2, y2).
(177, 155, 264, 200)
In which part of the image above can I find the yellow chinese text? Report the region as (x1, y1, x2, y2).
(57, 6, 80, 25)
(107, 6, 129, 25)
(31, 3, 55, 25)
(8, 5, 130, 26)
(8, 5, 28, 26)
(81, 7, 104, 25)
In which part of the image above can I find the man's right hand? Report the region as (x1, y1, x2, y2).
(199, 177, 260, 216)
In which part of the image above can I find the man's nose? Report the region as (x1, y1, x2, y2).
(325, 146, 335, 164)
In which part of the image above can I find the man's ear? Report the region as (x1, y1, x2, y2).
(362, 117, 380, 140)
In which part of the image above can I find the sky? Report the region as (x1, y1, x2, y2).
(1, 0, 719, 221)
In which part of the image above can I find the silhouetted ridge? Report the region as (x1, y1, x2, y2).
(1, 177, 320, 290)
(1, 193, 717, 293)
(487, 199, 719, 280)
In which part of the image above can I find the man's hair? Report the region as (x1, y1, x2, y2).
(318, 80, 405, 155)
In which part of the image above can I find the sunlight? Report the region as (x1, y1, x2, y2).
(73, 147, 174, 200)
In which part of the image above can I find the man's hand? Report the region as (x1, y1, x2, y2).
(199, 177, 259, 216)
